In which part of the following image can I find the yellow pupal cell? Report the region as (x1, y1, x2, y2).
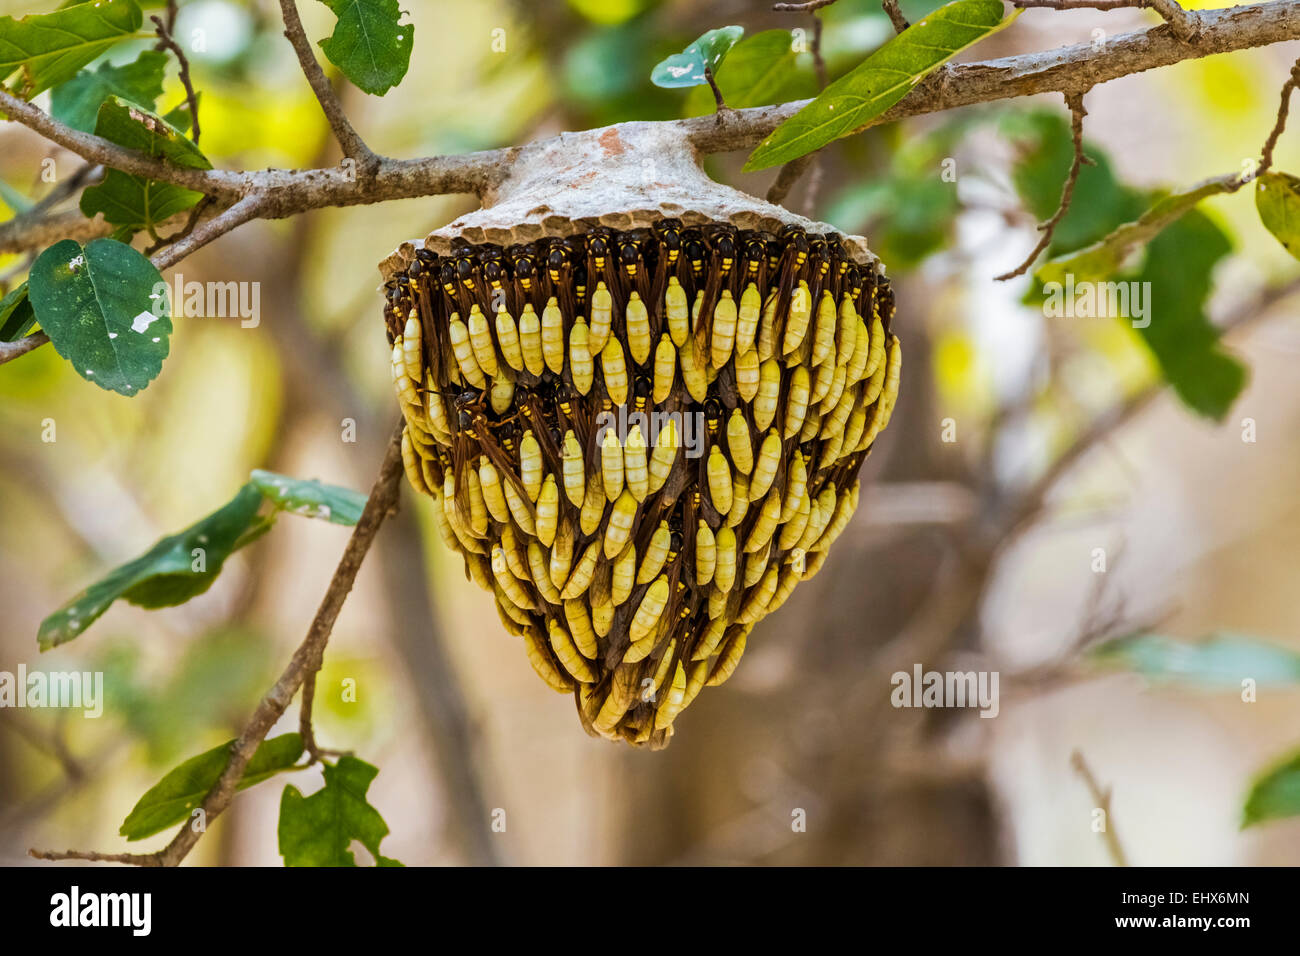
(495, 304, 523, 371)
(591, 599, 615, 638)
(695, 520, 716, 586)
(424, 379, 453, 442)
(519, 430, 543, 501)
(756, 290, 779, 361)
(766, 563, 803, 616)
(846, 313, 872, 384)
(630, 576, 670, 645)
(841, 403, 868, 457)
(391, 340, 418, 409)
(561, 540, 601, 600)
(624, 424, 649, 501)
(429, 492, 460, 553)
(612, 542, 636, 606)
(590, 281, 613, 353)
(527, 540, 562, 604)
(810, 355, 836, 406)
(400, 428, 430, 496)
(799, 408, 823, 445)
(535, 475, 560, 546)
(579, 475, 606, 536)
(778, 496, 812, 551)
(467, 304, 499, 378)
(464, 467, 489, 536)
(879, 335, 903, 426)
(749, 429, 782, 501)
(680, 659, 711, 711)
(604, 489, 638, 559)
(493, 557, 536, 613)
(523, 628, 573, 694)
(801, 549, 829, 579)
(743, 542, 772, 588)
(734, 347, 760, 403)
(665, 277, 689, 347)
(548, 619, 595, 682)
(637, 521, 671, 585)
(811, 291, 837, 366)
(448, 313, 486, 388)
(490, 372, 516, 417)
(594, 666, 637, 733)
(678, 337, 709, 403)
(714, 526, 737, 592)
(782, 281, 812, 356)
(862, 348, 887, 407)
(504, 480, 536, 535)
(601, 336, 628, 406)
(647, 418, 679, 493)
(569, 318, 594, 395)
(549, 519, 575, 589)
(626, 291, 651, 365)
(707, 584, 730, 620)
(745, 490, 783, 554)
(710, 289, 738, 369)
(706, 630, 748, 688)
(707, 446, 733, 516)
(541, 297, 565, 374)
(737, 282, 761, 355)
(864, 315, 886, 380)
(783, 364, 811, 439)
(753, 357, 781, 431)
(726, 409, 753, 474)
(738, 564, 780, 624)
(819, 365, 846, 419)
(561, 430, 585, 507)
(518, 303, 545, 376)
(648, 640, 677, 703)
(402, 312, 423, 382)
(725, 471, 751, 527)
(821, 376, 858, 441)
(797, 487, 837, 552)
(653, 335, 676, 403)
(653, 662, 687, 730)
(563, 599, 599, 659)
(693, 617, 728, 661)
(500, 525, 531, 581)
(601, 427, 625, 501)
(836, 294, 858, 368)
(780, 452, 808, 523)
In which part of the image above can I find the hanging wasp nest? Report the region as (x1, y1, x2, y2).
(378, 124, 900, 748)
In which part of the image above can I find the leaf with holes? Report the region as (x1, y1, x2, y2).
(50, 48, 166, 133)
(1255, 171, 1300, 261)
(120, 734, 306, 841)
(0, 0, 143, 98)
(279, 756, 403, 866)
(80, 97, 211, 232)
(318, 0, 414, 96)
(745, 0, 1017, 170)
(28, 237, 171, 395)
(652, 25, 744, 89)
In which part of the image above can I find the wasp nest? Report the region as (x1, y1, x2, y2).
(377, 126, 899, 748)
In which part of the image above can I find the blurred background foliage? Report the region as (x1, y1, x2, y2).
(2, 0, 1300, 865)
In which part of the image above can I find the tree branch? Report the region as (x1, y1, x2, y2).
(278, 0, 378, 171)
(996, 90, 1094, 281)
(31, 422, 407, 867)
(151, 13, 201, 145)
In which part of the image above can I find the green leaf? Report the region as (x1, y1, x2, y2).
(250, 469, 368, 526)
(50, 49, 167, 134)
(38, 485, 265, 650)
(683, 29, 816, 117)
(120, 733, 305, 840)
(745, 1, 1017, 170)
(1244, 747, 1300, 827)
(317, 0, 414, 97)
(1091, 632, 1300, 687)
(279, 756, 403, 866)
(80, 97, 211, 232)
(0, 282, 37, 342)
(0, 0, 143, 99)
(28, 236, 172, 396)
(1036, 178, 1237, 287)
(1129, 210, 1246, 420)
(652, 25, 744, 90)
(1255, 170, 1300, 261)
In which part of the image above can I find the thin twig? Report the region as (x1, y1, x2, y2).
(1258, 59, 1300, 176)
(31, 423, 407, 867)
(996, 90, 1095, 281)
(1012, 0, 1199, 40)
(1070, 750, 1129, 866)
(773, 0, 839, 10)
(0, 332, 49, 365)
(881, 0, 910, 33)
(278, 0, 377, 171)
(150, 195, 265, 272)
(703, 66, 728, 112)
(151, 14, 201, 145)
